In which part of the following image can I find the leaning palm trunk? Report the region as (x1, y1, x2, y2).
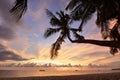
(71, 39, 120, 48)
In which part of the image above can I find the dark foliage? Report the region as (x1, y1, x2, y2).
(10, 0, 27, 21)
(45, 10, 83, 59)
(66, 0, 120, 55)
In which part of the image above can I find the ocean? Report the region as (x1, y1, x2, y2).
(0, 67, 120, 78)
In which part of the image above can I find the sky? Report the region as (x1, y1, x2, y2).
(0, 0, 120, 66)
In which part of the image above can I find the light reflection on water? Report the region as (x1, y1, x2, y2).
(0, 67, 119, 78)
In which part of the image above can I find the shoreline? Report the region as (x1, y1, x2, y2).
(0, 72, 120, 80)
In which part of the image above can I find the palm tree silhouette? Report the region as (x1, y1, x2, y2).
(66, 0, 120, 55)
(10, 0, 27, 21)
(9, 0, 120, 55)
(44, 9, 84, 59)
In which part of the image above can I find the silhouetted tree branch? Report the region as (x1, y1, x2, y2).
(68, 38, 120, 48)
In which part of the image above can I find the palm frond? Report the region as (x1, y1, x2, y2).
(51, 42, 60, 59)
(66, 0, 80, 10)
(69, 3, 95, 31)
(46, 9, 56, 18)
(79, 5, 96, 30)
(45, 10, 71, 59)
(109, 23, 120, 55)
(66, 0, 120, 56)
(110, 47, 118, 55)
(110, 23, 120, 40)
(72, 31, 84, 40)
(44, 28, 61, 38)
(10, 0, 27, 21)
(46, 9, 62, 27)
(50, 18, 61, 26)
(56, 11, 65, 19)
(101, 30, 109, 39)
(51, 36, 64, 59)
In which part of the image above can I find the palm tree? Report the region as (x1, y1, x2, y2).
(44, 9, 84, 59)
(66, 0, 120, 55)
(9, 1, 82, 59)
(9, 0, 120, 55)
(10, 0, 28, 21)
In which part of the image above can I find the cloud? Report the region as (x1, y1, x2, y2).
(0, 0, 16, 26)
(0, 44, 6, 51)
(8, 35, 31, 53)
(16, 62, 37, 67)
(92, 53, 120, 65)
(29, 0, 51, 21)
(0, 44, 28, 61)
(108, 61, 120, 67)
(0, 0, 16, 40)
(0, 1, 33, 61)
(0, 0, 27, 40)
(70, 51, 108, 60)
(0, 25, 15, 40)
(0, 51, 27, 61)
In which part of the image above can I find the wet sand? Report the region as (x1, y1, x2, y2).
(0, 72, 120, 80)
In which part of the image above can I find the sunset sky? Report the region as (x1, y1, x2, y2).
(0, 0, 120, 66)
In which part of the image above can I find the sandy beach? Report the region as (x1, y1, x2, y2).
(0, 72, 120, 80)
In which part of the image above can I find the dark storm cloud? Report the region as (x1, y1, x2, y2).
(0, 44, 28, 61)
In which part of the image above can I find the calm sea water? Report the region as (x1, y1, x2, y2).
(0, 67, 120, 78)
